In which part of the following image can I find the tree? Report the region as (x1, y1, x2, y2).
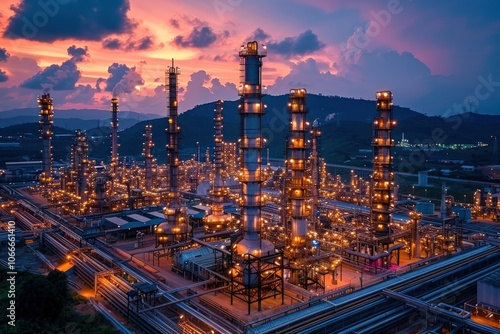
(17, 270, 67, 320)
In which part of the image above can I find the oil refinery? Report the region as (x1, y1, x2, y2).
(1, 40, 500, 334)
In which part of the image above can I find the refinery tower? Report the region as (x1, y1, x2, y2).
(38, 94, 54, 187)
(156, 60, 191, 247)
(204, 100, 232, 233)
(110, 98, 119, 174)
(371, 90, 396, 238)
(231, 41, 284, 314)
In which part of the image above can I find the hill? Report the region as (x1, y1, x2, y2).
(117, 94, 499, 166)
(1, 94, 498, 169)
(0, 108, 159, 130)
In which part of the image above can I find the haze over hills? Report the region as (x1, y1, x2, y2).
(0, 108, 159, 130)
(1, 94, 498, 168)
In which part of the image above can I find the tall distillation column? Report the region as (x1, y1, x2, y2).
(143, 125, 154, 191)
(110, 98, 119, 174)
(204, 100, 232, 233)
(231, 41, 283, 314)
(38, 94, 54, 187)
(156, 60, 190, 247)
(72, 130, 89, 205)
(371, 91, 396, 238)
(310, 119, 321, 231)
(285, 89, 309, 267)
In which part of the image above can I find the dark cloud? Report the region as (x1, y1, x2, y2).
(198, 54, 232, 62)
(104, 63, 144, 96)
(173, 26, 219, 48)
(20, 59, 82, 92)
(102, 35, 155, 51)
(102, 38, 122, 50)
(67, 45, 89, 62)
(126, 36, 154, 51)
(3, 0, 135, 42)
(0, 48, 10, 62)
(18, 44, 90, 92)
(0, 69, 8, 82)
(268, 30, 325, 56)
(169, 18, 180, 29)
(248, 28, 271, 42)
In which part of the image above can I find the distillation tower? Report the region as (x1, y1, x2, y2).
(371, 91, 396, 239)
(110, 98, 119, 174)
(284, 88, 310, 284)
(143, 125, 154, 191)
(222, 142, 237, 178)
(231, 41, 283, 314)
(310, 119, 321, 231)
(156, 60, 190, 247)
(72, 130, 89, 205)
(349, 91, 401, 269)
(204, 100, 232, 233)
(38, 94, 54, 187)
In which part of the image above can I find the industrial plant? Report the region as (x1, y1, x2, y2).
(1, 40, 500, 334)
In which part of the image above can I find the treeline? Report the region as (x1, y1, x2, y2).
(0, 268, 117, 334)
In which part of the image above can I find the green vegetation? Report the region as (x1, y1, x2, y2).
(0, 268, 118, 334)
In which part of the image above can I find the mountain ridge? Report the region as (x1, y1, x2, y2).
(1, 94, 498, 168)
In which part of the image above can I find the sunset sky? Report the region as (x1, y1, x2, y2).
(0, 0, 499, 116)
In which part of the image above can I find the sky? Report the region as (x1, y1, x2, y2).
(0, 0, 499, 116)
